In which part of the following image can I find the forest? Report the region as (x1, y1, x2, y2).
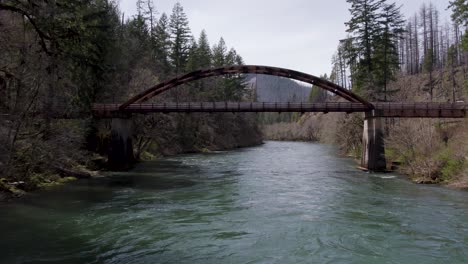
(0, 0, 261, 195)
(329, 0, 466, 102)
(266, 0, 468, 186)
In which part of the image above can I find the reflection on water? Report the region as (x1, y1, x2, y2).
(1, 141, 468, 264)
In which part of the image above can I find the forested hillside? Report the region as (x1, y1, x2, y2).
(264, 0, 468, 186)
(244, 74, 311, 102)
(0, 0, 261, 195)
(328, 0, 467, 101)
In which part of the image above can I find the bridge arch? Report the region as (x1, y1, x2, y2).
(119, 65, 373, 110)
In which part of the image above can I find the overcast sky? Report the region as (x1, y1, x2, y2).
(118, 0, 452, 75)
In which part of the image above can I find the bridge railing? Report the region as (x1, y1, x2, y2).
(93, 102, 371, 114)
(92, 101, 466, 118)
(373, 102, 466, 118)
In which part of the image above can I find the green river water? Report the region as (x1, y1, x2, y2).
(1, 141, 467, 263)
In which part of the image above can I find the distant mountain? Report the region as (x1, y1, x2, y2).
(244, 74, 312, 102)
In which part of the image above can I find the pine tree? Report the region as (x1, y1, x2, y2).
(225, 48, 246, 100)
(423, 48, 435, 101)
(169, 2, 191, 74)
(185, 37, 199, 99)
(345, 0, 387, 97)
(449, 0, 468, 27)
(153, 13, 171, 76)
(196, 30, 213, 69)
(192, 30, 213, 99)
(211, 38, 228, 100)
(374, 2, 405, 101)
(212, 38, 227, 67)
(345, 0, 385, 73)
(449, 0, 468, 51)
(144, 0, 157, 38)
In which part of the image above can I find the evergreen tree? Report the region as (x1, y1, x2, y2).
(345, 0, 385, 73)
(449, 0, 468, 27)
(169, 2, 191, 74)
(373, 2, 405, 101)
(186, 37, 200, 71)
(449, 0, 468, 51)
(423, 48, 435, 100)
(153, 13, 171, 76)
(211, 38, 228, 100)
(186, 30, 212, 99)
(184, 37, 199, 99)
(212, 38, 228, 67)
(225, 48, 246, 100)
(196, 30, 213, 69)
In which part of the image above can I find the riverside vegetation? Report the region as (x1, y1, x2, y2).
(264, 0, 468, 187)
(0, 1, 261, 199)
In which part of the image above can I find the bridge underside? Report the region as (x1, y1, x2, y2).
(94, 102, 466, 118)
(99, 101, 465, 172)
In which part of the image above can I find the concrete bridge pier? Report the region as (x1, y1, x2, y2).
(108, 115, 135, 170)
(361, 110, 387, 172)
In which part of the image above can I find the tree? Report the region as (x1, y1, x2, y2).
(345, 0, 387, 97)
(447, 45, 459, 102)
(449, 0, 468, 51)
(186, 30, 212, 99)
(449, 0, 468, 27)
(345, 0, 385, 73)
(0, 0, 262, 190)
(373, 2, 405, 101)
(212, 37, 227, 67)
(423, 48, 435, 101)
(153, 13, 171, 76)
(196, 30, 213, 69)
(169, 2, 191, 74)
(331, 42, 350, 89)
(145, 0, 157, 38)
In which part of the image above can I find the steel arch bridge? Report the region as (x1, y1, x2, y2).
(118, 65, 373, 109)
(93, 65, 466, 172)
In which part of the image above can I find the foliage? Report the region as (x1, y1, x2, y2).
(0, 1, 262, 193)
(437, 148, 465, 182)
(169, 2, 191, 74)
(449, 0, 468, 51)
(449, 0, 468, 27)
(343, 0, 406, 100)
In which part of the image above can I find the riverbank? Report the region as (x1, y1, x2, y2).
(0, 165, 98, 202)
(0, 134, 264, 202)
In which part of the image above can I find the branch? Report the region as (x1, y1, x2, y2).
(0, 3, 51, 55)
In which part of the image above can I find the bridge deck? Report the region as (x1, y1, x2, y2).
(93, 102, 466, 118)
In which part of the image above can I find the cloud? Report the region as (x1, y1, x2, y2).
(118, 0, 452, 75)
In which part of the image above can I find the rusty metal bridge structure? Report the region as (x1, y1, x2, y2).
(93, 65, 466, 118)
(93, 102, 466, 118)
(94, 65, 467, 172)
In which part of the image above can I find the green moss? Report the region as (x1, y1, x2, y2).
(140, 151, 157, 161)
(385, 148, 406, 163)
(58, 177, 77, 183)
(0, 178, 25, 195)
(199, 148, 211, 153)
(437, 148, 465, 182)
(28, 173, 76, 190)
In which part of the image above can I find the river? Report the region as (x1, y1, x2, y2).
(1, 141, 467, 263)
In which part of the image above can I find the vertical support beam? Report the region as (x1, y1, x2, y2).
(108, 115, 134, 170)
(361, 110, 387, 172)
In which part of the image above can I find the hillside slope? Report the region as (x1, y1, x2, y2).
(263, 68, 468, 187)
